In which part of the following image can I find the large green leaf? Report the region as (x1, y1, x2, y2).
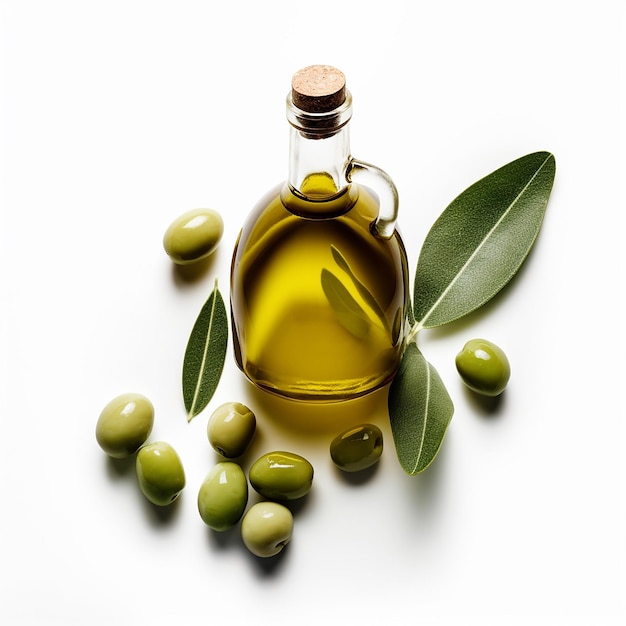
(182, 280, 228, 422)
(413, 151, 556, 329)
(388, 343, 454, 475)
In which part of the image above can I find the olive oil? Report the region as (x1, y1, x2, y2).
(230, 65, 409, 402)
(231, 176, 408, 401)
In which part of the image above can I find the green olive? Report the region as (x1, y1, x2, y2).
(330, 424, 383, 472)
(207, 402, 256, 458)
(197, 462, 248, 531)
(95, 393, 154, 458)
(136, 441, 185, 506)
(241, 501, 294, 558)
(455, 338, 511, 397)
(249, 451, 313, 500)
(163, 208, 223, 265)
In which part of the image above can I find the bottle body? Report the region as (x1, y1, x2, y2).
(230, 178, 409, 402)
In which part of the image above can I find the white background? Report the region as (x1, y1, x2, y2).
(1, 1, 624, 624)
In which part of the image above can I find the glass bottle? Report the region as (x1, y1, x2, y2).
(230, 65, 409, 402)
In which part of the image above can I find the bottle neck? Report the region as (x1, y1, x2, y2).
(286, 91, 353, 201)
(288, 126, 351, 198)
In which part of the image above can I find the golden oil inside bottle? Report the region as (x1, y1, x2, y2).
(231, 174, 409, 402)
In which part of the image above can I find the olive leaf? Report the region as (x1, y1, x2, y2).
(330, 245, 390, 333)
(389, 151, 556, 475)
(321, 269, 372, 339)
(182, 279, 228, 422)
(412, 151, 556, 330)
(321, 245, 393, 341)
(388, 342, 454, 475)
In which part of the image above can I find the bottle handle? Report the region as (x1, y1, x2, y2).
(345, 158, 398, 239)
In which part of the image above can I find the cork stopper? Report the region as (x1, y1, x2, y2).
(291, 65, 346, 113)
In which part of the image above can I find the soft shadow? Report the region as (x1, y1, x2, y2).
(139, 489, 184, 528)
(282, 489, 315, 518)
(462, 386, 507, 418)
(103, 451, 183, 526)
(332, 460, 381, 486)
(404, 432, 451, 523)
(205, 525, 242, 552)
(104, 454, 135, 480)
(170, 254, 217, 287)
(246, 541, 292, 577)
(202, 513, 292, 576)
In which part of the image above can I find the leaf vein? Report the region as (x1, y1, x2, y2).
(189, 281, 218, 418)
(413, 360, 431, 473)
(417, 153, 553, 328)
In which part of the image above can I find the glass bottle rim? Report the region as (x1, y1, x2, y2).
(286, 90, 353, 138)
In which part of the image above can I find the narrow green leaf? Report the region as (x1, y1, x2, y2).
(182, 279, 228, 422)
(330, 245, 390, 332)
(413, 151, 556, 329)
(321, 268, 371, 339)
(388, 343, 454, 475)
